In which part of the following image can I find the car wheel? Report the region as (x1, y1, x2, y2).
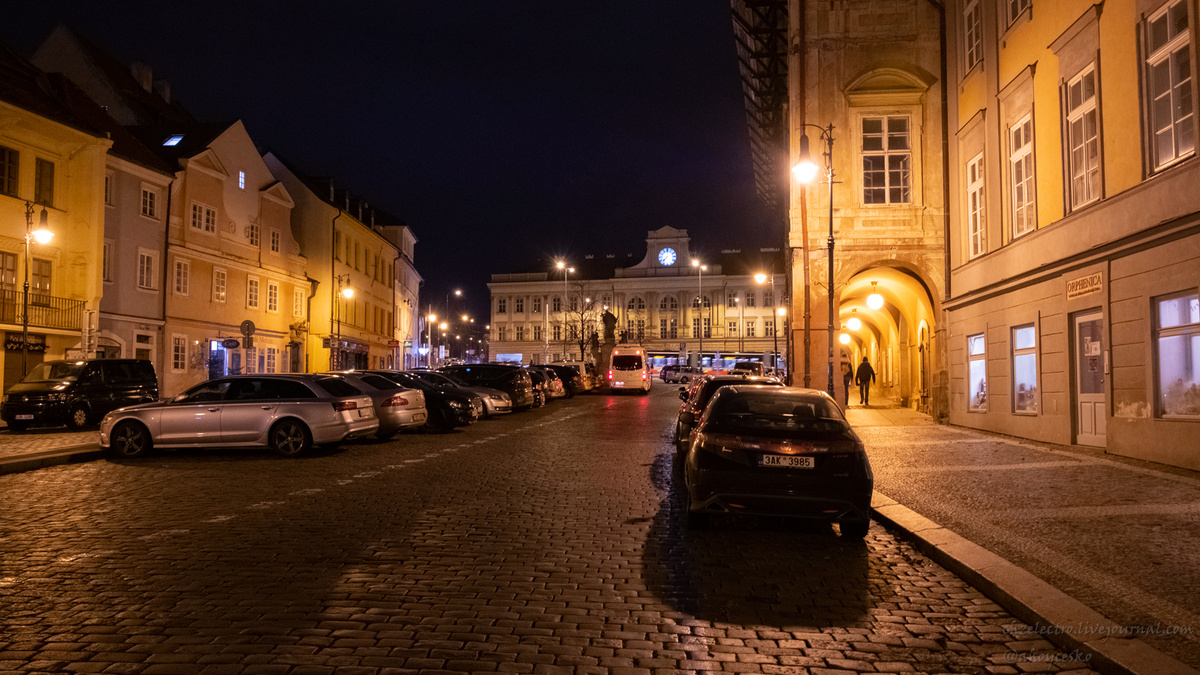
(681, 376, 690, 384)
(67, 405, 90, 430)
(840, 521, 870, 539)
(109, 421, 153, 458)
(269, 419, 313, 457)
(425, 407, 453, 433)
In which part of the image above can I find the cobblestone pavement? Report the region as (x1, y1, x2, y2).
(1, 389, 1099, 674)
(850, 404, 1200, 669)
(0, 427, 96, 460)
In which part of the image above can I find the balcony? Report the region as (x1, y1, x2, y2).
(0, 289, 85, 331)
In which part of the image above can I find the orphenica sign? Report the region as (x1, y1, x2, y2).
(1066, 272, 1102, 300)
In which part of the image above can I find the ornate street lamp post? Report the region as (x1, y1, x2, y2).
(333, 274, 353, 369)
(692, 259, 706, 370)
(22, 202, 53, 377)
(793, 123, 837, 398)
(555, 261, 573, 360)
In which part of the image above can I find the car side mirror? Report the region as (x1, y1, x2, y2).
(678, 388, 688, 401)
(679, 411, 695, 425)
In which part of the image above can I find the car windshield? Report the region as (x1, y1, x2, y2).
(698, 379, 781, 408)
(612, 355, 642, 369)
(703, 391, 846, 436)
(21, 361, 86, 382)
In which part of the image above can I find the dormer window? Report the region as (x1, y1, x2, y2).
(163, 135, 183, 146)
(238, 171, 246, 189)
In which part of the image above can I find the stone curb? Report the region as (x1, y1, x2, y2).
(0, 445, 103, 476)
(871, 491, 1199, 675)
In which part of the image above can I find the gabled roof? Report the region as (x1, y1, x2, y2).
(0, 39, 106, 139)
(265, 150, 409, 230)
(125, 121, 235, 167)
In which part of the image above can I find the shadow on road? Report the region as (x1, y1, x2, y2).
(641, 450, 872, 627)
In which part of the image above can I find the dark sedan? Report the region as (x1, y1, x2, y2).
(440, 364, 536, 410)
(680, 385, 873, 537)
(674, 374, 783, 453)
(365, 370, 481, 432)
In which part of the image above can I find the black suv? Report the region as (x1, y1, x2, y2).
(441, 364, 536, 410)
(2, 359, 159, 431)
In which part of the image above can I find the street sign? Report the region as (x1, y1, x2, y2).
(222, 338, 240, 349)
(387, 339, 400, 348)
(240, 320, 256, 337)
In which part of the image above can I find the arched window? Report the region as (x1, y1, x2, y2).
(660, 296, 678, 311)
(627, 296, 645, 310)
(692, 295, 711, 308)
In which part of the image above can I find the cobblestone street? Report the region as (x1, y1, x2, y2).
(2, 389, 1100, 673)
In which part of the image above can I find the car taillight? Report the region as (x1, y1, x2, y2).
(332, 400, 358, 411)
(642, 371, 647, 380)
(607, 370, 614, 380)
(383, 395, 410, 407)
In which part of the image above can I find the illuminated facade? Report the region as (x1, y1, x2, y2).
(945, 0, 1200, 469)
(488, 227, 786, 369)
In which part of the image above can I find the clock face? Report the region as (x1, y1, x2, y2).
(658, 247, 677, 266)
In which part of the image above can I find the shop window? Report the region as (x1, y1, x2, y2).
(1012, 325, 1038, 414)
(968, 333, 987, 411)
(1155, 292, 1200, 417)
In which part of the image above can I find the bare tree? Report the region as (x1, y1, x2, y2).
(563, 280, 600, 361)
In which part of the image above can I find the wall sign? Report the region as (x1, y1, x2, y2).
(1066, 272, 1103, 300)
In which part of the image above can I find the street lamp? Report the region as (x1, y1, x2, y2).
(755, 273, 778, 369)
(426, 313, 437, 368)
(692, 259, 707, 369)
(793, 122, 837, 398)
(22, 202, 52, 377)
(733, 296, 744, 353)
(438, 322, 448, 364)
(556, 261, 574, 360)
(333, 274, 353, 369)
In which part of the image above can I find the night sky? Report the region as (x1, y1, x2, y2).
(5, 1, 778, 321)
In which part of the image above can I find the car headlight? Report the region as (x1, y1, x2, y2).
(448, 400, 466, 409)
(492, 394, 511, 403)
(1, 394, 7, 403)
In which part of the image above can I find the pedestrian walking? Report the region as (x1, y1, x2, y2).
(841, 360, 853, 407)
(855, 357, 876, 406)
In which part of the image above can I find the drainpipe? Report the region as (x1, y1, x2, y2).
(392, 251, 400, 367)
(160, 176, 175, 384)
(330, 208, 342, 370)
(305, 276, 319, 373)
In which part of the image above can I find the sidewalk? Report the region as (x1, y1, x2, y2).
(848, 399, 1200, 674)
(0, 427, 101, 475)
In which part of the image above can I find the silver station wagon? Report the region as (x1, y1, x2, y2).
(99, 374, 377, 458)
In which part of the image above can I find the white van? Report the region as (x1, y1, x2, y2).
(608, 345, 651, 394)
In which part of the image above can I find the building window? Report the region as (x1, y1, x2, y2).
(247, 277, 260, 309)
(862, 116, 911, 204)
(964, 0, 983, 72)
(515, 297, 524, 313)
(728, 320, 738, 337)
(660, 319, 669, 339)
(1010, 115, 1037, 238)
(213, 268, 227, 303)
(660, 296, 678, 311)
(248, 222, 260, 246)
(627, 296, 645, 310)
(245, 348, 257, 374)
(1145, 0, 1195, 170)
(636, 320, 645, 339)
(34, 158, 54, 206)
(173, 259, 190, 296)
(534, 325, 542, 341)
(669, 318, 678, 339)
(0, 145, 17, 197)
(267, 281, 279, 313)
(1156, 292, 1200, 417)
(569, 297, 578, 311)
(692, 295, 711, 309)
(746, 320, 756, 338)
(0, 253, 14, 291)
(134, 333, 153, 360)
(552, 296, 561, 312)
(1006, 0, 1031, 26)
(765, 319, 776, 337)
(497, 298, 507, 313)
(334, 231, 342, 261)
(692, 317, 701, 338)
(1012, 325, 1038, 414)
(532, 296, 542, 313)
(763, 289, 774, 307)
(137, 250, 156, 290)
(294, 288, 305, 317)
(516, 326, 525, 341)
(190, 203, 216, 232)
(238, 170, 245, 189)
(703, 318, 712, 338)
(102, 241, 113, 282)
(745, 291, 756, 308)
(967, 153, 986, 258)
(553, 324, 562, 341)
(105, 173, 113, 206)
(968, 333, 987, 411)
(141, 187, 158, 218)
(172, 336, 187, 372)
(31, 259, 51, 303)
(267, 347, 278, 374)
(1066, 65, 1102, 209)
(271, 229, 281, 253)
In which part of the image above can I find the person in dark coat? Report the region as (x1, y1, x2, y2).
(840, 359, 853, 407)
(855, 357, 876, 406)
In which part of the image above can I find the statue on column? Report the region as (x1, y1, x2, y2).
(602, 310, 617, 342)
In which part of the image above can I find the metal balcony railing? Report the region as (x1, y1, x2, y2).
(0, 289, 85, 331)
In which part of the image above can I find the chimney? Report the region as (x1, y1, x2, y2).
(329, 181, 335, 202)
(130, 62, 153, 92)
(153, 79, 170, 103)
(356, 200, 362, 221)
(370, 210, 375, 227)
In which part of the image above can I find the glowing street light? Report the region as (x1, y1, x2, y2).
(867, 281, 885, 310)
(21, 202, 52, 376)
(794, 121, 837, 397)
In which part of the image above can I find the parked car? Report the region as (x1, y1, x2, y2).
(661, 365, 704, 384)
(2, 359, 159, 431)
(322, 371, 427, 439)
(527, 368, 549, 407)
(608, 345, 651, 394)
(680, 385, 873, 537)
(405, 370, 512, 416)
(527, 366, 567, 399)
(367, 370, 480, 432)
(730, 361, 765, 376)
(441, 364, 536, 410)
(550, 362, 595, 392)
(99, 374, 376, 458)
(675, 374, 784, 453)
(546, 364, 585, 397)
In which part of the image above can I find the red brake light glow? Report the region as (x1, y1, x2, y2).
(383, 396, 410, 407)
(608, 370, 614, 380)
(332, 400, 358, 411)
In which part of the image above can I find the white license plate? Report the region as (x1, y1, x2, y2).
(614, 381, 625, 387)
(760, 454, 814, 469)
(413, 413, 426, 423)
(358, 408, 371, 417)
(16, 414, 34, 420)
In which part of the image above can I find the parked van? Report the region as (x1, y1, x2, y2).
(607, 346, 651, 394)
(1, 359, 159, 431)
